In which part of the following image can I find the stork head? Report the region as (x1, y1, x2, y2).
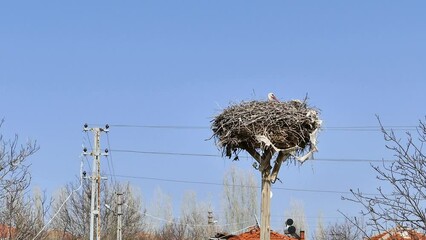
(268, 92, 279, 102)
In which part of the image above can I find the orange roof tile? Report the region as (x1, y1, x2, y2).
(370, 227, 426, 240)
(228, 227, 298, 240)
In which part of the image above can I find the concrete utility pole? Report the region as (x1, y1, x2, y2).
(84, 124, 109, 240)
(207, 210, 216, 237)
(207, 211, 214, 225)
(116, 192, 123, 240)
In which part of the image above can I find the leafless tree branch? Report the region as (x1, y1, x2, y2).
(343, 116, 426, 236)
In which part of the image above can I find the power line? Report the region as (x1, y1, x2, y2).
(83, 133, 93, 172)
(106, 132, 117, 184)
(111, 149, 218, 158)
(110, 149, 395, 163)
(85, 131, 94, 149)
(324, 126, 417, 131)
(106, 173, 372, 195)
(107, 124, 208, 130)
(122, 202, 255, 229)
(87, 123, 418, 132)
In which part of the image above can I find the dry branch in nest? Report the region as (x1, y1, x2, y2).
(211, 99, 322, 163)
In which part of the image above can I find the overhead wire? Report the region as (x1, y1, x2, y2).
(122, 203, 255, 229)
(106, 124, 208, 130)
(105, 173, 379, 196)
(83, 131, 93, 172)
(110, 149, 395, 163)
(87, 123, 418, 132)
(74, 123, 398, 238)
(85, 131, 93, 149)
(82, 124, 398, 199)
(105, 132, 117, 185)
(113, 186, 354, 235)
(323, 126, 417, 131)
(122, 201, 348, 234)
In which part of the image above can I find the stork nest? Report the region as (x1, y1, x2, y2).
(211, 99, 321, 159)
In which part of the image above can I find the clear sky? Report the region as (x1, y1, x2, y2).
(1, 0, 426, 235)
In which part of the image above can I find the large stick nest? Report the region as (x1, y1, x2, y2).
(211, 99, 321, 159)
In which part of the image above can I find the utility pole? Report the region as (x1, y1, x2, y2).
(116, 192, 123, 240)
(260, 164, 272, 240)
(207, 210, 215, 236)
(207, 211, 213, 225)
(84, 124, 109, 240)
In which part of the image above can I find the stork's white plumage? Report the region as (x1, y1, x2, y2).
(268, 92, 279, 102)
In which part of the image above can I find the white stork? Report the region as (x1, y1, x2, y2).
(268, 92, 279, 102)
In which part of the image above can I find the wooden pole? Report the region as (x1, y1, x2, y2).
(258, 148, 273, 240)
(246, 147, 284, 240)
(260, 169, 271, 240)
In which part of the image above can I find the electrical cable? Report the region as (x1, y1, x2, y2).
(85, 131, 93, 150)
(83, 132, 93, 172)
(107, 124, 208, 130)
(105, 154, 114, 186)
(110, 149, 395, 163)
(105, 132, 117, 184)
(118, 202, 351, 234)
(32, 156, 84, 240)
(105, 173, 379, 196)
(324, 126, 417, 131)
(87, 123, 418, 132)
(122, 203, 254, 228)
(84, 155, 92, 172)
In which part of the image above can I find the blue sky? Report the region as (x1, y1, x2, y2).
(1, 0, 426, 234)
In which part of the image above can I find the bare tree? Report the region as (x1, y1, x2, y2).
(0, 119, 38, 200)
(154, 220, 187, 240)
(149, 190, 213, 240)
(0, 181, 50, 240)
(180, 191, 212, 239)
(344, 118, 426, 236)
(314, 212, 327, 240)
(147, 187, 174, 233)
(50, 178, 91, 239)
(323, 218, 364, 240)
(51, 178, 146, 240)
(222, 166, 258, 233)
(0, 120, 46, 239)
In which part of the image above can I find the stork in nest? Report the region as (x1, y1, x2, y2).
(268, 92, 279, 102)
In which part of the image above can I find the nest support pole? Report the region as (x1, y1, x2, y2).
(259, 147, 273, 240)
(261, 168, 272, 240)
(246, 147, 290, 240)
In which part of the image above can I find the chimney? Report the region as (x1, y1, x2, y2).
(299, 230, 305, 240)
